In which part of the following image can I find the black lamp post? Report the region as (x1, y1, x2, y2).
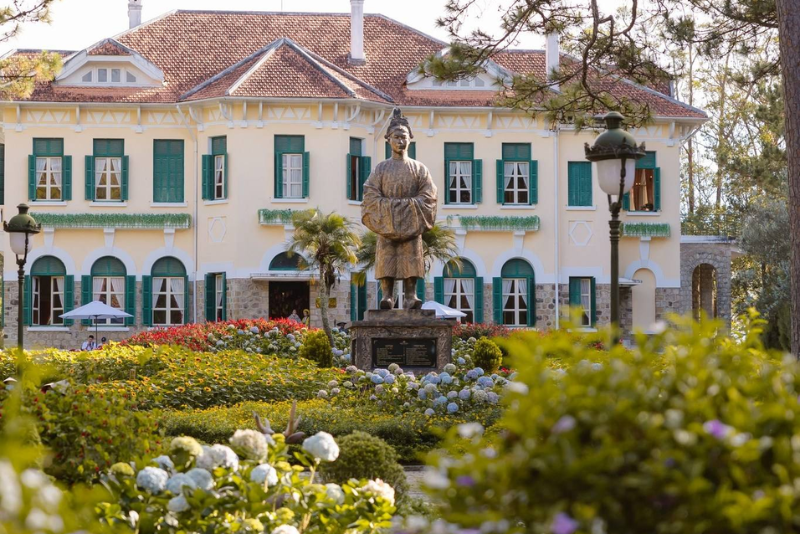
(3, 204, 41, 351)
(584, 112, 645, 342)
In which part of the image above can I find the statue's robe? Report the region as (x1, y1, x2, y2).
(361, 156, 438, 280)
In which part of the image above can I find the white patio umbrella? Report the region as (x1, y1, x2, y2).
(60, 301, 132, 344)
(421, 300, 467, 319)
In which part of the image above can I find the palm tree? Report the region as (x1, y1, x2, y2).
(352, 223, 461, 287)
(287, 209, 361, 344)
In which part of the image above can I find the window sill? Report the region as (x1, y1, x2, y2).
(204, 199, 229, 206)
(272, 198, 309, 204)
(500, 205, 536, 210)
(626, 211, 661, 217)
(568, 327, 598, 333)
(347, 200, 363, 206)
(150, 202, 188, 208)
(90, 201, 128, 207)
(566, 205, 597, 211)
(27, 326, 70, 332)
(89, 326, 131, 332)
(30, 201, 67, 206)
(442, 204, 478, 210)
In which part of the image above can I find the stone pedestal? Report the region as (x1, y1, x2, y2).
(349, 309, 452, 371)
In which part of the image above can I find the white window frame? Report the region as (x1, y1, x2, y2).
(215, 274, 224, 321)
(282, 153, 303, 199)
(94, 156, 123, 201)
(504, 161, 530, 205)
(153, 276, 185, 326)
(445, 278, 474, 323)
(32, 276, 65, 326)
(93, 276, 125, 325)
(502, 278, 528, 327)
(214, 154, 225, 200)
(35, 156, 63, 201)
(448, 160, 472, 204)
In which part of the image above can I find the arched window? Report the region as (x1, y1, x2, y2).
(89, 256, 128, 325)
(494, 259, 535, 327)
(25, 256, 70, 326)
(434, 259, 484, 323)
(146, 257, 187, 326)
(269, 252, 303, 271)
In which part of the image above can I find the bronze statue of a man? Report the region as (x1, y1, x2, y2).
(362, 108, 437, 310)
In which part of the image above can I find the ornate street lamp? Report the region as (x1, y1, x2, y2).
(3, 204, 41, 351)
(584, 112, 645, 341)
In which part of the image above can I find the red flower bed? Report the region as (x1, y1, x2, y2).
(452, 323, 512, 340)
(123, 318, 310, 350)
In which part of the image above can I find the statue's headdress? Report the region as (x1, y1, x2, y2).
(385, 107, 414, 139)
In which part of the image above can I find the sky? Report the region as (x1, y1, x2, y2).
(0, 0, 550, 55)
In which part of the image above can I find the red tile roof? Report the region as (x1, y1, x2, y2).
(4, 10, 705, 118)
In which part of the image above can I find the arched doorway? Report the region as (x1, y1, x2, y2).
(692, 263, 717, 320)
(631, 268, 656, 332)
(268, 252, 310, 319)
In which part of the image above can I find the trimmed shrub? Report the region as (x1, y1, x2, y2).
(473, 338, 502, 373)
(300, 330, 333, 367)
(321, 431, 408, 500)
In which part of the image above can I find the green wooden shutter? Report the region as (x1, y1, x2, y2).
(28, 155, 36, 200)
(302, 152, 310, 198)
(474, 277, 484, 324)
(568, 162, 578, 206)
(492, 277, 502, 324)
(346, 154, 353, 200)
(357, 282, 367, 319)
(590, 277, 597, 326)
(384, 142, 391, 160)
(205, 273, 215, 322)
(496, 160, 504, 204)
(581, 163, 592, 206)
(416, 278, 425, 301)
(84, 156, 94, 201)
(359, 156, 371, 201)
(377, 285, 383, 307)
(527, 277, 536, 326)
(443, 158, 451, 205)
(434, 277, 444, 304)
(654, 167, 661, 212)
(63, 275, 74, 326)
(221, 273, 227, 320)
(183, 275, 189, 325)
(125, 275, 135, 326)
(121, 155, 129, 201)
(201, 155, 213, 200)
(473, 159, 482, 204)
(623, 192, 630, 211)
(23, 275, 31, 326)
(153, 148, 165, 202)
(350, 282, 357, 321)
(62, 155, 72, 201)
(569, 278, 581, 307)
(409, 142, 416, 160)
(274, 153, 283, 198)
(142, 275, 152, 326)
(81, 275, 92, 325)
(529, 160, 538, 204)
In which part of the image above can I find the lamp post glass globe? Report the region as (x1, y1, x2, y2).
(9, 231, 30, 256)
(596, 158, 636, 198)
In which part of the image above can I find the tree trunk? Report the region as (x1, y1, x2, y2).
(318, 266, 334, 346)
(777, 0, 800, 357)
(687, 43, 695, 215)
(715, 54, 731, 209)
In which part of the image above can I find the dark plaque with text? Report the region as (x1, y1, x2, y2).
(372, 338, 437, 368)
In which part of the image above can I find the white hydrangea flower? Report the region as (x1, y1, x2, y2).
(361, 478, 395, 506)
(272, 526, 300, 534)
(166, 473, 197, 495)
(136, 467, 169, 494)
(302, 432, 340, 462)
(0, 461, 21, 515)
(20, 469, 48, 489)
(170, 436, 203, 457)
(167, 494, 190, 513)
(195, 445, 218, 470)
(230, 429, 269, 462)
(152, 455, 175, 473)
(36, 485, 62, 512)
(250, 464, 279, 487)
(211, 444, 240, 470)
(325, 483, 345, 505)
(186, 468, 214, 491)
(457, 422, 484, 439)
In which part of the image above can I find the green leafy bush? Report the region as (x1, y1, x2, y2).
(300, 330, 333, 367)
(410, 314, 800, 534)
(472, 338, 502, 373)
(321, 431, 408, 500)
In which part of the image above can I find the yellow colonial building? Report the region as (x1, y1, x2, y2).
(0, 1, 711, 348)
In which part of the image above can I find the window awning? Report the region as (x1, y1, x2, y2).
(619, 277, 642, 287)
(250, 271, 312, 282)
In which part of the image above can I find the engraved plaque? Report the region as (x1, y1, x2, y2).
(371, 338, 437, 368)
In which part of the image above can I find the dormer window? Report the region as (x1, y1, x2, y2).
(97, 69, 107, 82)
(111, 69, 121, 82)
(82, 71, 92, 82)
(432, 77, 487, 89)
(126, 71, 136, 83)
(73, 67, 145, 86)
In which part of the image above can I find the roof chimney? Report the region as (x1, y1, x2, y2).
(546, 32, 559, 90)
(128, 0, 142, 29)
(349, 0, 366, 64)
